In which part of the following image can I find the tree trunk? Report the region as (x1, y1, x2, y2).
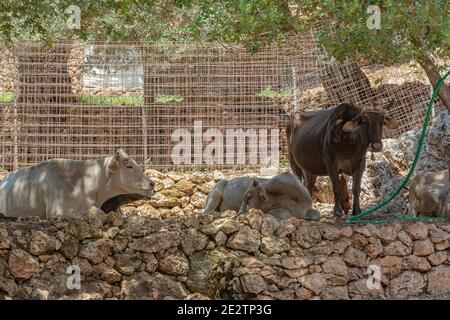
(418, 56, 450, 113)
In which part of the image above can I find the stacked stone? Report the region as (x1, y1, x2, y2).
(0, 207, 449, 300)
(0, 49, 17, 92)
(231, 220, 450, 299)
(119, 170, 226, 218)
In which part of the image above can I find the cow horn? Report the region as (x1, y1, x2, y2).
(362, 102, 384, 113)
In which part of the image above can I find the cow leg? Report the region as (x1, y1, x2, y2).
(352, 171, 362, 215)
(351, 168, 364, 215)
(438, 191, 449, 219)
(351, 161, 366, 216)
(203, 188, 223, 217)
(327, 170, 343, 216)
(305, 175, 317, 200)
(339, 175, 351, 214)
(408, 192, 417, 217)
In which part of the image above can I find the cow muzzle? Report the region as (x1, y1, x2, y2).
(370, 142, 383, 153)
(139, 179, 155, 197)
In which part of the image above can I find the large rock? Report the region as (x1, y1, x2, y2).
(72, 257, 93, 277)
(300, 273, 327, 295)
(79, 239, 112, 264)
(245, 212, 263, 231)
(383, 241, 410, 257)
(29, 231, 57, 256)
(413, 239, 434, 256)
(343, 247, 368, 267)
(402, 255, 431, 272)
(389, 271, 426, 297)
(66, 207, 105, 239)
(181, 227, 208, 256)
(190, 192, 207, 208)
(348, 279, 385, 298)
(60, 235, 79, 259)
(0, 226, 11, 249)
(260, 237, 290, 256)
(428, 251, 447, 266)
(8, 249, 40, 279)
(148, 194, 180, 208)
(281, 257, 312, 270)
(227, 226, 261, 253)
(318, 225, 341, 241)
(240, 274, 267, 294)
(93, 263, 122, 284)
(292, 225, 322, 249)
(174, 179, 196, 195)
(158, 253, 189, 276)
(429, 228, 450, 243)
(121, 272, 188, 299)
(365, 239, 383, 258)
(201, 218, 240, 236)
(129, 232, 180, 253)
(0, 275, 19, 297)
(321, 286, 349, 300)
(276, 221, 296, 237)
(260, 215, 280, 236)
(197, 181, 215, 194)
(141, 253, 158, 273)
(186, 252, 219, 298)
(378, 226, 397, 243)
(114, 253, 141, 275)
(322, 256, 348, 276)
(427, 266, 450, 295)
(406, 223, 428, 240)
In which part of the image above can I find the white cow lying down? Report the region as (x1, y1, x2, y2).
(0, 149, 155, 219)
(408, 165, 449, 219)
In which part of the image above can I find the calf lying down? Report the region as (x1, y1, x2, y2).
(203, 172, 320, 221)
(409, 168, 449, 219)
(0, 149, 155, 219)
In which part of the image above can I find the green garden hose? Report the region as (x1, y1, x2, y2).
(346, 70, 450, 224)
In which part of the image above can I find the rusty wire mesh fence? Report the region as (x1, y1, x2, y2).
(0, 35, 444, 171)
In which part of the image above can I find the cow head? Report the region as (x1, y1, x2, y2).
(238, 180, 272, 214)
(342, 101, 399, 152)
(107, 149, 155, 197)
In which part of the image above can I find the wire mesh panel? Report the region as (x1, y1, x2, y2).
(143, 44, 289, 169)
(0, 38, 445, 171)
(11, 104, 145, 167)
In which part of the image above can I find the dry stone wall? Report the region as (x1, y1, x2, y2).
(0, 207, 449, 300)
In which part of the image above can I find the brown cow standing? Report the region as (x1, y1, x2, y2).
(287, 102, 399, 216)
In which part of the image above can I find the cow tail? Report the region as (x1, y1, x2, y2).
(286, 116, 306, 183)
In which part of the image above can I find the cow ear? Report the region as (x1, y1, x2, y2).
(115, 149, 130, 165)
(257, 184, 268, 201)
(258, 190, 268, 201)
(384, 117, 399, 129)
(343, 120, 360, 132)
(107, 158, 119, 173)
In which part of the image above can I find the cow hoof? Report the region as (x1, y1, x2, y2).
(333, 210, 344, 217)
